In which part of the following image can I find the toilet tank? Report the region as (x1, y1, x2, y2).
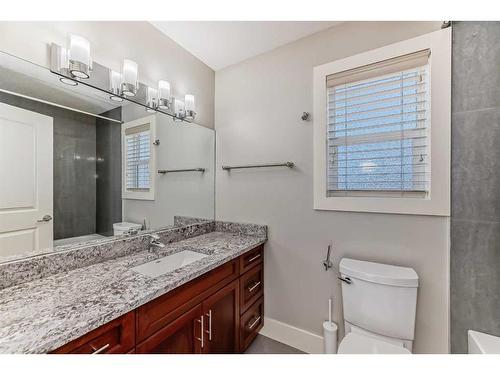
(339, 258, 419, 341)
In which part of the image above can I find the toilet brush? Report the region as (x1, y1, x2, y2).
(323, 298, 338, 354)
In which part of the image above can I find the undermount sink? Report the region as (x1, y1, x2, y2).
(131, 250, 208, 278)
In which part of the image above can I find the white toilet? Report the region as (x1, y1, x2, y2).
(337, 258, 419, 354)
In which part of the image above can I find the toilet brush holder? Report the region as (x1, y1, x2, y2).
(323, 321, 338, 354)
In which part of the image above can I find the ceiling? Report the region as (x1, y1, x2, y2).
(150, 21, 342, 71)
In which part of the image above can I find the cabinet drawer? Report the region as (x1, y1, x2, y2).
(239, 245, 263, 274)
(239, 296, 264, 352)
(240, 263, 263, 314)
(51, 312, 135, 354)
(137, 259, 239, 342)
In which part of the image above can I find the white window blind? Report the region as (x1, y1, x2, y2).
(125, 123, 151, 191)
(326, 50, 430, 197)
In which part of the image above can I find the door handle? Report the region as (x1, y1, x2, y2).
(205, 310, 212, 341)
(195, 316, 204, 348)
(37, 214, 52, 223)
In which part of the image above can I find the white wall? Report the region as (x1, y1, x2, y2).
(0, 21, 215, 129)
(121, 105, 215, 229)
(215, 21, 449, 353)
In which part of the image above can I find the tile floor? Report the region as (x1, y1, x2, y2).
(245, 335, 305, 354)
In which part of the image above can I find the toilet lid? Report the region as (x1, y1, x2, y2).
(338, 332, 411, 354)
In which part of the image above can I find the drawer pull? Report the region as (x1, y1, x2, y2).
(247, 254, 261, 263)
(90, 343, 110, 354)
(247, 316, 261, 330)
(195, 316, 204, 348)
(247, 281, 261, 293)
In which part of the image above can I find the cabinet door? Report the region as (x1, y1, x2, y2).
(136, 304, 203, 354)
(202, 279, 240, 353)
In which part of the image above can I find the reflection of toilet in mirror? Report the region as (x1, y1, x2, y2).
(113, 222, 142, 236)
(337, 258, 419, 354)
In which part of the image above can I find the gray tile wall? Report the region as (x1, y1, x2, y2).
(96, 107, 122, 236)
(451, 21, 500, 353)
(0, 92, 97, 240)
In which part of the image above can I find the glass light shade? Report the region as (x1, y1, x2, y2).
(146, 87, 158, 112)
(174, 99, 185, 118)
(121, 59, 138, 97)
(185, 94, 195, 112)
(68, 34, 91, 79)
(158, 80, 171, 109)
(109, 70, 122, 94)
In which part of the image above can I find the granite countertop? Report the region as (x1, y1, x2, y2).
(0, 230, 266, 353)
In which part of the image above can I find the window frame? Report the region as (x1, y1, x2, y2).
(122, 115, 157, 201)
(313, 28, 451, 216)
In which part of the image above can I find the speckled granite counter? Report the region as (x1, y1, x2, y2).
(0, 226, 266, 353)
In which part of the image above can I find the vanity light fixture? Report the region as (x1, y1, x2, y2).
(174, 98, 185, 121)
(67, 34, 92, 79)
(109, 70, 124, 102)
(121, 59, 138, 97)
(184, 94, 196, 120)
(146, 87, 158, 113)
(59, 77, 78, 86)
(157, 80, 171, 110)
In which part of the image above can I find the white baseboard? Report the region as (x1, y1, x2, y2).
(259, 316, 324, 354)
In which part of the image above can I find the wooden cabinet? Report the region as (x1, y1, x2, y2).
(52, 245, 264, 354)
(240, 263, 263, 314)
(52, 312, 135, 354)
(202, 279, 239, 353)
(136, 305, 203, 354)
(240, 296, 264, 352)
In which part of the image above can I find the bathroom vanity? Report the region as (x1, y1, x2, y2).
(52, 245, 264, 354)
(0, 221, 266, 354)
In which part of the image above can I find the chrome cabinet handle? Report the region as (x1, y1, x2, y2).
(37, 214, 52, 223)
(90, 343, 110, 354)
(205, 310, 212, 341)
(248, 253, 261, 263)
(195, 316, 204, 348)
(338, 276, 352, 284)
(248, 316, 261, 330)
(247, 281, 261, 293)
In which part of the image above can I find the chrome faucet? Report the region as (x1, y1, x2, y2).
(149, 234, 165, 255)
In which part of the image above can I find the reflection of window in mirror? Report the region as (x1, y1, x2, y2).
(122, 115, 156, 200)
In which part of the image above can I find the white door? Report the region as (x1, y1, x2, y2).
(0, 102, 53, 258)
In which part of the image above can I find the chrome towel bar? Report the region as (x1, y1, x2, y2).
(158, 168, 205, 174)
(222, 162, 294, 171)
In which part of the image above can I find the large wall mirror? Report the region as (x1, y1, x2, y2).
(0, 50, 215, 262)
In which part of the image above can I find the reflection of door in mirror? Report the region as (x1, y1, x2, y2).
(0, 102, 53, 258)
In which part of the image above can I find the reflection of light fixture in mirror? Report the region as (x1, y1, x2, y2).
(109, 70, 123, 102)
(158, 80, 171, 110)
(121, 59, 138, 97)
(146, 87, 158, 113)
(174, 99, 185, 121)
(67, 34, 91, 79)
(184, 94, 196, 120)
(59, 77, 78, 86)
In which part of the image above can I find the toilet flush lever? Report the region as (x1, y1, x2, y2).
(322, 243, 333, 271)
(338, 276, 352, 284)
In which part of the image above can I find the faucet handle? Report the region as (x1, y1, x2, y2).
(149, 233, 160, 240)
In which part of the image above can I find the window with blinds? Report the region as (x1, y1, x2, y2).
(326, 50, 430, 197)
(124, 123, 151, 191)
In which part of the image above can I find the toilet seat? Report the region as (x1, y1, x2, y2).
(338, 332, 411, 354)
